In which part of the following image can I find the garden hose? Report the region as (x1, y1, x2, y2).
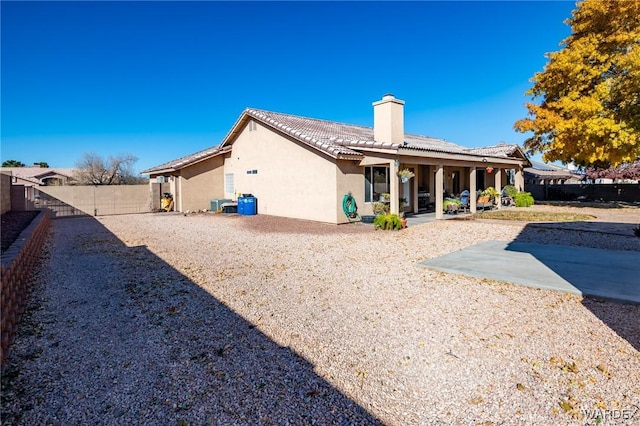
(342, 193, 360, 221)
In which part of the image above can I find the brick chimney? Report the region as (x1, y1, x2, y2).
(373, 93, 405, 144)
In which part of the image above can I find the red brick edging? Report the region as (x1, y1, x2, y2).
(1, 210, 51, 370)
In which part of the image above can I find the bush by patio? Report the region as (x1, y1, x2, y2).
(514, 192, 535, 207)
(373, 213, 403, 230)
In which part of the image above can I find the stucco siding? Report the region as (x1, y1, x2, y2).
(335, 161, 368, 222)
(177, 156, 225, 212)
(224, 120, 354, 223)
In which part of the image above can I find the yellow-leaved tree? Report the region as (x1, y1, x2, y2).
(515, 0, 640, 168)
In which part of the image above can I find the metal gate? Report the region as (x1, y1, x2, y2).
(32, 187, 89, 217)
(12, 185, 151, 217)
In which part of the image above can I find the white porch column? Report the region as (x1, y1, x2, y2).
(435, 164, 444, 219)
(390, 160, 399, 215)
(495, 168, 502, 210)
(470, 167, 477, 213)
(515, 167, 525, 192)
(413, 165, 419, 214)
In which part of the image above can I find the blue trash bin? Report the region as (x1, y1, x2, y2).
(241, 196, 257, 215)
(237, 197, 245, 215)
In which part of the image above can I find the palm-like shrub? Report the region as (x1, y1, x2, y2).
(503, 185, 518, 198)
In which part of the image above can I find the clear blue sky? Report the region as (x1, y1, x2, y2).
(1, 1, 576, 174)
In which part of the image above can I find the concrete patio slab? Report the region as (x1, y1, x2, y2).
(419, 240, 640, 304)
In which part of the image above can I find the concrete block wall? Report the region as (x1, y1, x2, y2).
(0, 210, 51, 370)
(0, 172, 11, 214)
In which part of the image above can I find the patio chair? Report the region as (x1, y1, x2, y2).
(476, 195, 495, 211)
(501, 189, 514, 206)
(457, 190, 470, 213)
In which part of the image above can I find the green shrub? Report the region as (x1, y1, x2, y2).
(514, 192, 534, 207)
(503, 185, 518, 198)
(373, 213, 403, 230)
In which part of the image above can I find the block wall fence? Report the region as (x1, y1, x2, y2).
(1, 172, 11, 214)
(1, 210, 51, 370)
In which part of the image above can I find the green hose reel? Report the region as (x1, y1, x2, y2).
(342, 193, 360, 222)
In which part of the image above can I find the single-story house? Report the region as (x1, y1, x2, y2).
(0, 167, 77, 187)
(524, 161, 581, 186)
(142, 94, 531, 224)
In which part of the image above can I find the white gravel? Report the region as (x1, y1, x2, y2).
(2, 210, 639, 425)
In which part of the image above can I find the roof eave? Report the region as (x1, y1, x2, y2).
(142, 146, 231, 175)
(398, 147, 530, 166)
(141, 167, 176, 175)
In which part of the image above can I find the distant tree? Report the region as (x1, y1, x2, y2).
(35, 161, 49, 168)
(585, 161, 640, 181)
(74, 152, 144, 185)
(515, 0, 640, 168)
(2, 160, 26, 167)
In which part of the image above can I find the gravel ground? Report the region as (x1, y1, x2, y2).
(1, 211, 40, 254)
(2, 209, 639, 425)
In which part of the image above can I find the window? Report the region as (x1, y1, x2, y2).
(364, 166, 390, 202)
(224, 173, 234, 194)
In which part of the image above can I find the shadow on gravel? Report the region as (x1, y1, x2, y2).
(509, 223, 640, 352)
(420, 220, 639, 352)
(1, 216, 383, 425)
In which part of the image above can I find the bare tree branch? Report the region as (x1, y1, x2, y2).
(74, 152, 144, 185)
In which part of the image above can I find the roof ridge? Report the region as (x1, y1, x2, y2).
(246, 107, 373, 131)
(247, 108, 462, 144)
(243, 108, 364, 158)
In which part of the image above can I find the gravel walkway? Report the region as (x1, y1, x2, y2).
(2, 211, 639, 425)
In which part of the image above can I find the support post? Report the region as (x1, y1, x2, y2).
(435, 164, 444, 219)
(495, 168, 502, 210)
(390, 160, 399, 215)
(515, 167, 525, 192)
(470, 167, 477, 213)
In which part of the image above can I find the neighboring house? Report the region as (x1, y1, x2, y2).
(0, 167, 77, 187)
(524, 161, 581, 186)
(142, 94, 530, 224)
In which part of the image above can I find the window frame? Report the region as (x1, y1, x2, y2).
(364, 166, 390, 203)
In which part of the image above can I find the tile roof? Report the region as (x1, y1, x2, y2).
(525, 161, 576, 179)
(0, 167, 76, 178)
(524, 168, 576, 179)
(528, 160, 567, 171)
(465, 143, 522, 158)
(244, 109, 365, 158)
(144, 107, 530, 173)
(0, 167, 76, 181)
(141, 145, 231, 174)
(245, 108, 512, 158)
